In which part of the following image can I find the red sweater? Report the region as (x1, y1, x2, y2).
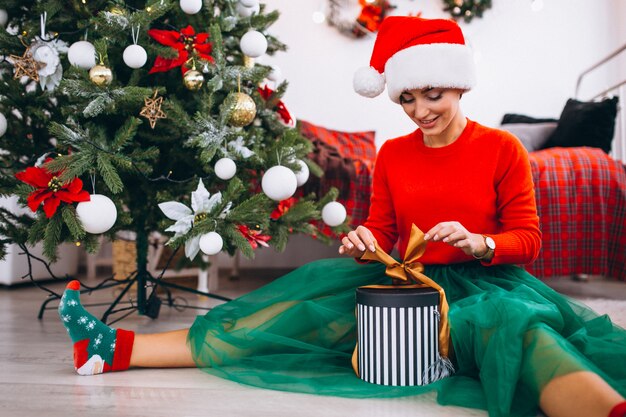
(363, 119, 541, 266)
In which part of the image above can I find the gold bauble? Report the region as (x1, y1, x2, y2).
(89, 64, 113, 86)
(183, 69, 204, 91)
(229, 92, 257, 127)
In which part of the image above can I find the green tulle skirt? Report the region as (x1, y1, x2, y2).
(188, 259, 626, 417)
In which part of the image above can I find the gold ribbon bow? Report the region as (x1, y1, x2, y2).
(351, 224, 451, 375)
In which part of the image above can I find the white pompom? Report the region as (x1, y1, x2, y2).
(236, 2, 260, 17)
(68, 41, 96, 70)
(262, 165, 297, 201)
(214, 157, 237, 180)
(267, 65, 282, 82)
(123, 44, 147, 69)
(0, 9, 8, 28)
(0, 112, 6, 137)
(322, 201, 347, 227)
(294, 159, 309, 187)
(199, 232, 224, 255)
(240, 0, 259, 7)
(76, 194, 118, 234)
(180, 0, 202, 14)
(240, 30, 268, 58)
(353, 66, 386, 98)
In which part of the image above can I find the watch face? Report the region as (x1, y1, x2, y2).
(485, 236, 496, 250)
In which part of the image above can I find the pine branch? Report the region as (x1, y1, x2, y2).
(96, 153, 124, 194)
(113, 117, 141, 150)
(61, 205, 86, 240)
(226, 193, 274, 227)
(43, 214, 63, 261)
(28, 216, 48, 246)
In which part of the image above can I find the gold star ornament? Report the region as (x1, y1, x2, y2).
(10, 47, 42, 82)
(140, 91, 167, 129)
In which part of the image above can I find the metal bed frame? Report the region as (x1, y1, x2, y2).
(575, 43, 626, 164)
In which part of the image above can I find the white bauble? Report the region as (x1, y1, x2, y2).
(267, 65, 282, 82)
(67, 41, 96, 70)
(123, 44, 147, 69)
(0, 112, 6, 137)
(214, 157, 237, 180)
(240, 0, 259, 7)
(294, 159, 309, 186)
(76, 194, 118, 234)
(199, 232, 224, 255)
(322, 201, 347, 227)
(261, 165, 297, 201)
(180, 0, 202, 14)
(236, 2, 260, 17)
(0, 10, 8, 28)
(240, 30, 267, 58)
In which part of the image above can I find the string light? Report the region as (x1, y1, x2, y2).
(75, 241, 81, 247)
(312, 11, 325, 24)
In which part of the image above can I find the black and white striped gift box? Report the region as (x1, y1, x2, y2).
(356, 286, 441, 386)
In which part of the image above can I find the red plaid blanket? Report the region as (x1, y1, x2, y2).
(526, 147, 626, 280)
(299, 121, 376, 231)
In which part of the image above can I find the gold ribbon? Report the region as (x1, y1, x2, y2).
(351, 224, 451, 375)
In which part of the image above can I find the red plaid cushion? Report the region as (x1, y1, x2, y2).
(299, 121, 376, 229)
(526, 147, 626, 280)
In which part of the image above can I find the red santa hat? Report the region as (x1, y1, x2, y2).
(353, 16, 476, 103)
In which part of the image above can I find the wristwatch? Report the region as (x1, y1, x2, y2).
(473, 235, 496, 260)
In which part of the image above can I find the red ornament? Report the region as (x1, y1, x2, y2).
(15, 160, 90, 218)
(354, 0, 395, 37)
(258, 86, 294, 126)
(148, 25, 214, 75)
(270, 197, 298, 220)
(237, 224, 271, 249)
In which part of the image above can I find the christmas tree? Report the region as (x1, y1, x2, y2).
(0, 0, 348, 306)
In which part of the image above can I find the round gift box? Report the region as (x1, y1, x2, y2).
(356, 286, 440, 386)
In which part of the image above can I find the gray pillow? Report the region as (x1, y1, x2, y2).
(499, 122, 558, 152)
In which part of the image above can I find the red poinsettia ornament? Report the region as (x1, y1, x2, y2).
(270, 197, 298, 220)
(15, 160, 90, 218)
(258, 86, 294, 127)
(148, 25, 214, 74)
(238, 224, 271, 249)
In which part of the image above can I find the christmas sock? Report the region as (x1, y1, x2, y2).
(58, 280, 134, 375)
(609, 402, 626, 417)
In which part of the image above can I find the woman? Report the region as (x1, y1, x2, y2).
(58, 17, 626, 417)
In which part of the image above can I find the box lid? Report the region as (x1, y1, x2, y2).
(356, 286, 439, 308)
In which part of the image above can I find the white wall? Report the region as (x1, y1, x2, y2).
(261, 0, 626, 148)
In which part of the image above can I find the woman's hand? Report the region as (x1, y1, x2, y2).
(338, 225, 377, 258)
(424, 221, 487, 257)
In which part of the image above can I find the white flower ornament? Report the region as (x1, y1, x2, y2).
(158, 179, 231, 260)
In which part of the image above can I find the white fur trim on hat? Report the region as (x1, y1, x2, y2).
(353, 66, 386, 98)
(385, 43, 476, 103)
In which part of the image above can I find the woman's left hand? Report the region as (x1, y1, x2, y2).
(423, 221, 486, 257)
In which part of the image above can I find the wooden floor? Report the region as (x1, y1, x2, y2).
(1, 272, 624, 417)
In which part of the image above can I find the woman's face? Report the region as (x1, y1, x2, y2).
(399, 88, 463, 135)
